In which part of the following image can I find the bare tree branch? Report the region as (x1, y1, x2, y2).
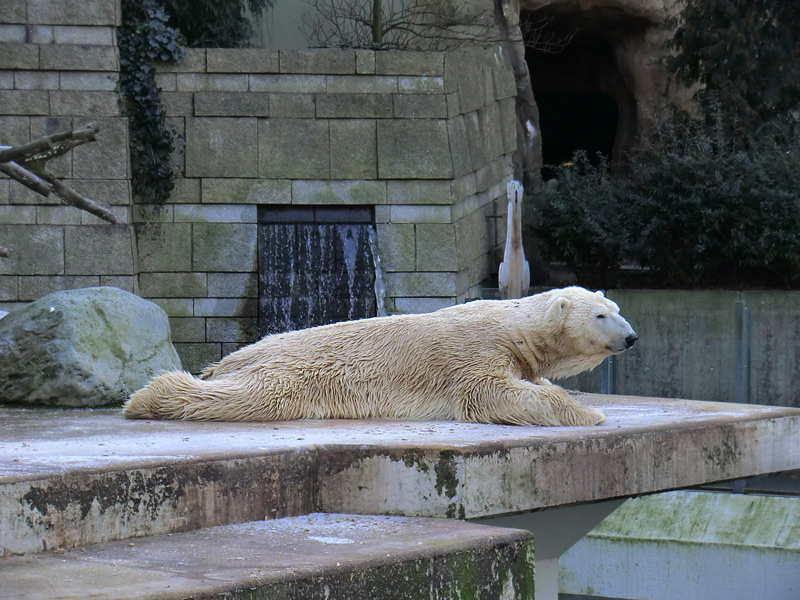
(0, 123, 98, 164)
(300, 0, 573, 52)
(0, 123, 116, 258)
(0, 161, 53, 196)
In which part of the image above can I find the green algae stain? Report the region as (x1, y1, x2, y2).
(434, 451, 459, 500)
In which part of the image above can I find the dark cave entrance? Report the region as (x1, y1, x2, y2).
(521, 8, 648, 177)
(537, 91, 619, 175)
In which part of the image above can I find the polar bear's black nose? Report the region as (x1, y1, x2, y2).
(625, 333, 638, 349)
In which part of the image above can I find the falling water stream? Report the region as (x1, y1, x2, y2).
(258, 206, 386, 336)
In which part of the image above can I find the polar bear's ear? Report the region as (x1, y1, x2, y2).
(548, 296, 571, 319)
(595, 290, 605, 298)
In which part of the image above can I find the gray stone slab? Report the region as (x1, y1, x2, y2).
(0, 514, 534, 600)
(192, 223, 257, 272)
(134, 223, 192, 273)
(326, 75, 397, 94)
(50, 90, 121, 116)
(207, 272, 258, 298)
(608, 290, 739, 403)
(146, 297, 193, 318)
(268, 92, 315, 118)
(53, 25, 115, 46)
(376, 51, 444, 76)
(0, 115, 29, 146)
(387, 179, 453, 205)
(174, 341, 222, 373)
(291, 179, 386, 205)
(329, 119, 377, 179)
(0, 43, 39, 70)
(0, 205, 35, 224)
(0, 90, 48, 115)
(377, 120, 453, 179)
(138, 272, 207, 298)
(71, 117, 129, 178)
(258, 118, 329, 179)
(356, 49, 375, 74)
(316, 93, 394, 118)
(0, 1, 26, 24)
(177, 73, 248, 93)
(98, 275, 135, 293)
(0, 225, 63, 275)
(185, 117, 258, 178)
(249, 73, 326, 93)
(280, 49, 355, 74)
(415, 223, 458, 271)
(744, 291, 800, 408)
(13, 70, 59, 90)
(160, 91, 193, 116)
(39, 44, 118, 71)
(26, 0, 118, 26)
(194, 297, 258, 318)
(1, 398, 799, 553)
(0, 275, 17, 301)
(173, 203, 257, 223)
(394, 93, 448, 118)
(206, 317, 258, 342)
(17, 275, 99, 302)
(168, 317, 206, 343)
(386, 270, 457, 297)
(206, 48, 279, 73)
(393, 296, 456, 314)
(398, 75, 444, 94)
(64, 225, 134, 276)
(375, 223, 415, 272)
(201, 178, 291, 205)
(194, 91, 270, 117)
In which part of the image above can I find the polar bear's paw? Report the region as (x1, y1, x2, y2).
(558, 403, 607, 426)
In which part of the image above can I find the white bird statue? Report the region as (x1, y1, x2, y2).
(498, 180, 530, 299)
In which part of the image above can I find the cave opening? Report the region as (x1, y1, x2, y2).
(521, 7, 649, 178)
(537, 90, 619, 176)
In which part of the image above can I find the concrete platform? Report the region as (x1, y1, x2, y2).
(0, 513, 535, 599)
(3, 394, 800, 556)
(560, 490, 800, 600)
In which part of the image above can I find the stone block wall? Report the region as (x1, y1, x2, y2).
(144, 46, 516, 369)
(0, 0, 518, 372)
(0, 0, 133, 314)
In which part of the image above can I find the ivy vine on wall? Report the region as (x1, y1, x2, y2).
(118, 0, 185, 204)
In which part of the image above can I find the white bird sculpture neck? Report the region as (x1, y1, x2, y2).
(498, 180, 530, 299)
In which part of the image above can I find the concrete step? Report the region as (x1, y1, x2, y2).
(4, 397, 800, 555)
(560, 490, 800, 600)
(0, 513, 535, 600)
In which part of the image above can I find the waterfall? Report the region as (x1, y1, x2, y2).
(258, 207, 381, 336)
(368, 226, 388, 317)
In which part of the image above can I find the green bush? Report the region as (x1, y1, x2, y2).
(534, 116, 800, 289)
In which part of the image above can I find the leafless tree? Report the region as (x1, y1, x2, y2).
(300, 0, 572, 190)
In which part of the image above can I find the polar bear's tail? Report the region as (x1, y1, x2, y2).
(123, 371, 250, 420)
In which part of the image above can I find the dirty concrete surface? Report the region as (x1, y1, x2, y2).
(2, 394, 800, 554)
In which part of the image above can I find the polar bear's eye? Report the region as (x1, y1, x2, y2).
(596, 314, 607, 319)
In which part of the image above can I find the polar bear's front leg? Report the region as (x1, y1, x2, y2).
(460, 376, 606, 427)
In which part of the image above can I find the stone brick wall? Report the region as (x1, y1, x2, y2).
(148, 46, 516, 369)
(1, 0, 518, 372)
(0, 0, 133, 313)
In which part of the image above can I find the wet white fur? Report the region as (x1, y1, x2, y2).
(123, 287, 635, 426)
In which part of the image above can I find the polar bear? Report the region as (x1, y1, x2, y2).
(123, 286, 637, 427)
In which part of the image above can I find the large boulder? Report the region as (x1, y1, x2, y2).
(0, 287, 181, 408)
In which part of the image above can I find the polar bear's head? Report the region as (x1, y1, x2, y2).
(544, 287, 637, 378)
